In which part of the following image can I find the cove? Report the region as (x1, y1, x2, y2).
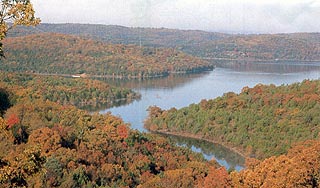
(100, 62, 320, 170)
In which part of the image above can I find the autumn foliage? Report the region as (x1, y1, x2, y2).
(0, 0, 40, 57)
(0, 72, 140, 109)
(1, 33, 213, 78)
(146, 80, 320, 159)
(232, 140, 320, 187)
(1, 4, 319, 187)
(0, 74, 222, 187)
(8, 23, 320, 61)
(0, 98, 223, 187)
(6, 114, 19, 129)
(1, 74, 320, 187)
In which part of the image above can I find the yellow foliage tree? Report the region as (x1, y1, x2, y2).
(0, 0, 40, 56)
(0, 117, 6, 131)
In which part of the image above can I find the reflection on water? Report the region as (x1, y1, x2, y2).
(79, 98, 141, 112)
(214, 61, 320, 74)
(162, 134, 245, 171)
(98, 72, 211, 89)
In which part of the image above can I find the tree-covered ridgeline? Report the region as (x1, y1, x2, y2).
(9, 23, 320, 62)
(0, 33, 213, 78)
(0, 72, 140, 109)
(145, 80, 320, 159)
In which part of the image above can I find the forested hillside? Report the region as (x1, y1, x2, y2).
(0, 72, 139, 109)
(1, 76, 320, 187)
(8, 23, 320, 61)
(8, 23, 229, 48)
(1, 33, 212, 78)
(194, 33, 320, 61)
(145, 80, 320, 159)
(231, 139, 320, 187)
(0, 88, 216, 187)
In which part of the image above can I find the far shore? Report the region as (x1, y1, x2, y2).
(23, 67, 214, 80)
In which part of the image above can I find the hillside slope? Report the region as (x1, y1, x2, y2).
(0, 72, 140, 109)
(1, 75, 320, 187)
(8, 23, 320, 61)
(8, 23, 229, 48)
(0, 84, 217, 187)
(145, 80, 320, 159)
(195, 33, 320, 61)
(1, 33, 212, 78)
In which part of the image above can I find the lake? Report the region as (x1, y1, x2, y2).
(100, 62, 320, 170)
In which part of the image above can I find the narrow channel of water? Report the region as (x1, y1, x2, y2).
(99, 62, 320, 170)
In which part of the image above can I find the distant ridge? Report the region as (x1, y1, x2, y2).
(8, 23, 229, 48)
(8, 23, 320, 61)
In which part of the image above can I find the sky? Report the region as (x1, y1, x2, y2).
(32, 0, 320, 34)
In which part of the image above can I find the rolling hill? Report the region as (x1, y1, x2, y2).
(1, 33, 212, 78)
(8, 23, 320, 61)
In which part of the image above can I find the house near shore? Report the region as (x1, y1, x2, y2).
(71, 73, 88, 78)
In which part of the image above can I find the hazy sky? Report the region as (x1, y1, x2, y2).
(33, 0, 320, 33)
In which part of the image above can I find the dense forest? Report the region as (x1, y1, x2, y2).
(145, 80, 320, 159)
(0, 72, 139, 109)
(231, 139, 320, 187)
(0, 85, 213, 187)
(0, 33, 213, 78)
(1, 75, 320, 187)
(8, 23, 229, 49)
(8, 23, 320, 61)
(194, 33, 320, 61)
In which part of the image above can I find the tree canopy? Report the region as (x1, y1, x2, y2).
(0, 0, 40, 56)
(1, 33, 213, 78)
(145, 80, 320, 159)
(8, 23, 320, 62)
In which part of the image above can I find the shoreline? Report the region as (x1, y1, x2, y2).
(149, 129, 249, 160)
(15, 67, 213, 80)
(202, 57, 320, 63)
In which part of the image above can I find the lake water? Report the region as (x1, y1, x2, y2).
(100, 62, 320, 170)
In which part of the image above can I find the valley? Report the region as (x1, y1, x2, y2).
(1, 20, 320, 187)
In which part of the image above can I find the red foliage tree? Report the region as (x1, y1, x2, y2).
(117, 124, 128, 139)
(6, 114, 20, 129)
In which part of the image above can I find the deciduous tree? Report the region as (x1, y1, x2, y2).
(0, 0, 40, 56)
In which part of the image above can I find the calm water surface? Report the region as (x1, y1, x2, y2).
(100, 62, 320, 170)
